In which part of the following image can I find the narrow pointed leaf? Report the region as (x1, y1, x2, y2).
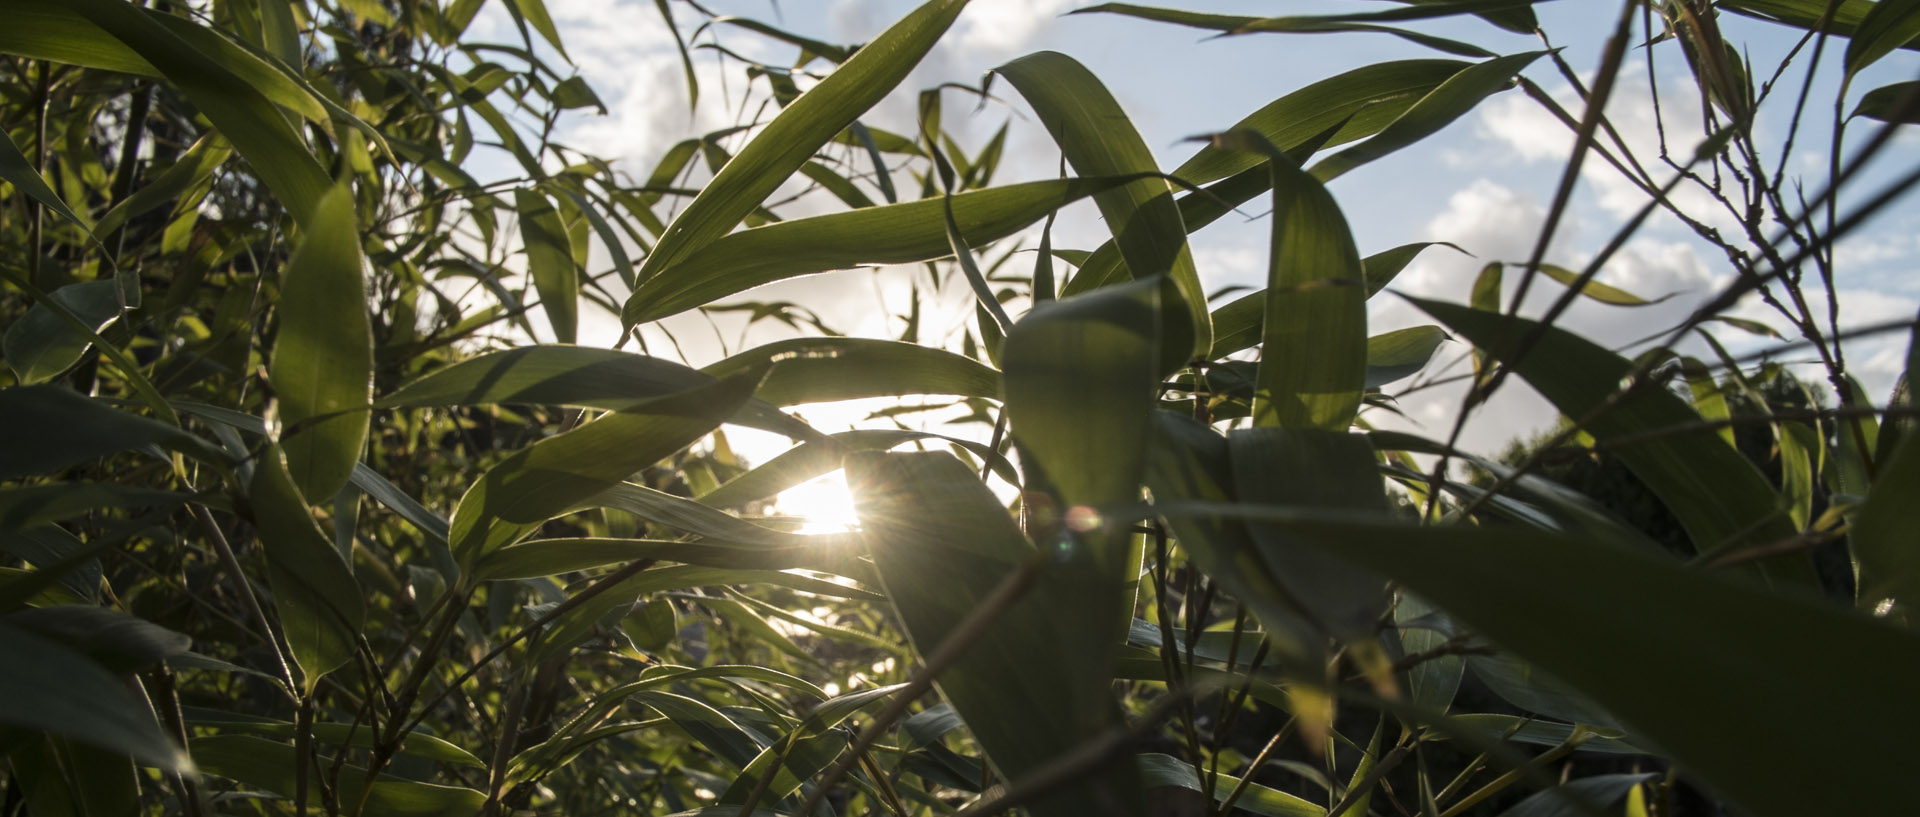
(515, 188, 580, 343)
(626, 177, 1124, 323)
(4, 281, 123, 385)
(1364, 326, 1450, 388)
(849, 451, 1144, 817)
(272, 184, 373, 500)
(994, 51, 1209, 360)
(1310, 51, 1545, 181)
(624, 0, 970, 326)
(1412, 298, 1813, 585)
(447, 370, 765, 566)
(0, 387, 224, 480)
(0, 622, 192, 772)
(193, 735, 484, 816)
(1230, 428, 1389, 637)
(248, 445, 366, 691)
(378, 346, 815, 440)
(1844, 0, 1920, 77)
(702, 338, 1000, 406)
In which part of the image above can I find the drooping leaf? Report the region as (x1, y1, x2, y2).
(696, 428, 1015, 510)
(1143, 505, 1920, 817)
(1310, 51, 1545, 181)
(378, 346, 816, 440)
(702, 337, 1001, 406)
(1364, 326, 1450, 388)
(1533, 263, 1663, 306)
(848, 451, 1144, 817)
(1843, 0, 1920, 77)
(515, 188, 580, 343)
(625, 177, 1125, 324)
(0, 386, 224, 480)
(1850, 80, 1920, 123)
(1210, 132, 1366, 430)
(272, 183, 373, 500)
(1412, 298, 1813, 585)
(446, 370, 765, 566)
(0, 621, 192, 772)
(248, 445, 366, 692)
(1229, 428, 1389, 638)
(193, 735, 483, 816)
(624, 0, 970, 327)
(993, 51, 1210, 361)
(1136, 753, 1324, 817)
(65, 0, 331, 226)
(3, 281, 123, 385)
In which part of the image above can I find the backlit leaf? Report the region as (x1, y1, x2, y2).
(271, 183, 373, 500)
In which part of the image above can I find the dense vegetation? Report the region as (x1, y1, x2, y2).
(2, 1, 1918, 815)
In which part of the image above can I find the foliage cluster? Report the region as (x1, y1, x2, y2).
(2, 1, 1919, 816)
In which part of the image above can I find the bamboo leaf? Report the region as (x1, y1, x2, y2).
(626, 177, 1125, 324)
(1852, 313, 1920, 612)
(1844, 0, 1920, 77)
(0, 387, 224, 480)
(272, 183, 373, 501)
(1850, 80, 1920, 123)
(1310, 51, 1545, 181)
(1229, 428, 1389, 637)
(66, 0, 331, 227)
(1209, 243, 1457, 358)
(993, 51, 1209, 361)
(701, 337, 1001, 406)
(0, 621, 192, 772)
(194, 735, 483, 816)
(248, 444, 366, 692)
(848, 451, 1144, 817)
(1154, 507, 1920, 817)
(1411, 298, 1816, 585)
(1364, 326, 1450, 388)
(3, 281, 122, 385)
(378, 346, 816, 441)
(623, 0, 969, 327)
(1533, 263, 1664, 306)
(1207, 132, 1366, 430)
(515, 188, 580, 343)
(447, 370, 766, 567)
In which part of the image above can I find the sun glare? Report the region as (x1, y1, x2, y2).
(774, 471, 862, 535)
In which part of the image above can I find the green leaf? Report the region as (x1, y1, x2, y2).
(1397, 594, 1463, 712)
(248, 445, 366, 692)
(1532, 263, 1662, 306)
(0, 484, 185, 534)
(447, 370, 766, 567)
(1310, 51, 1545, 181)
(1066, 60, 1474, 295)
(1495, 773, 1658, 817)
(1230, 428, 1389, 637)
(3, 281, 123, 385)
(1003, 279, 1159, 513)
(1070, 4, 1499, 57)
(1853, 311, 1920, 611)
(65, 0, 331, 227)
(193, 735, 484, 816)
(696, 429, 1016, 510)
(473, 534, 859, 581)
(1443, 714, 1643, 755)
(1209, 133, 1366, 430)
(1136, 753, 1324, 817)
(625, 177, 1125, 324)
(1208, 243, 1456, 358)
(702, 337, 1001, 406)
(93, 133, 232, 237)
(1849, 80, 1920, 123)
(0, 621, 191, 772)
(515, 188, 580, 343)
(378, 346, 815, 441)
(271, 183, 373, 500)
(848, 451, 1144, 817)
(185, 711, 484, 768)
(1364, 326, 1450, 388)
(1143, 412, 1316, 660)
(1844, 0, 1920, 77)
(0, 526, 101, 603)
(0, 127, 101, 244)
(1412, 298, 1813, 584)
(993, 52, 1209, 361)
(1147, 504, 1920, 816)
(624, 0, 969, 326)
(2, 606, 190, 674)
(505, 0, 570, 59)
(0, 386, 224, 480)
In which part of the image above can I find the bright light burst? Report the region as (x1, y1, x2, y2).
(773, 471, 862, 534)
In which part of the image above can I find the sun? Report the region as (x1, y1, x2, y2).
(773, 470, 863, 534)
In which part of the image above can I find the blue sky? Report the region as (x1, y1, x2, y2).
(464, 0, 1920, 459)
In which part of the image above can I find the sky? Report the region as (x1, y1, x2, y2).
(457, 0, 1920, 489)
